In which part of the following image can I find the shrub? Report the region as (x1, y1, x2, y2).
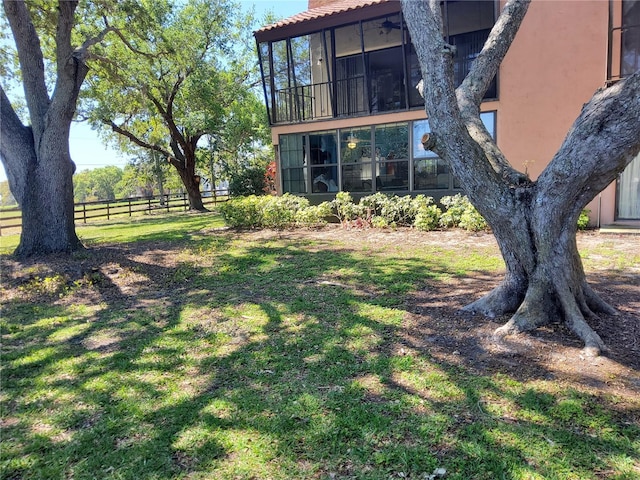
(380, 195, 418, 226)
(332, 191, 364, 224)
(577, 209, 590, 230)
(459, 206, 488, 231)
(439, 194, 468, 228)
(439, 194, 488, 231)
(220, 194, 331, 229)
(228, 165, 268, 197)
(295, 202, 333, 227)
(262, 194, 309, 228)
(412, 195, 441, 231)
(219, 195, 264, 228)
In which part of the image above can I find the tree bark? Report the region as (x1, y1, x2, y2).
(1, 0, 87, 256)
(168, 140, 207, 212)
(402, 0, 640, 354)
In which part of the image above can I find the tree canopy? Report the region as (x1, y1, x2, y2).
(83, 0, 270, 210)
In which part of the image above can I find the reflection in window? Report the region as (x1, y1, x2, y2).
(374, 123, 409, 191)
(341, 127, 373, 192)
(412, 112, 495, 191)
(280, 133, 307, 193)
(622, 0, 640, 76)
(309, 131, 339, 193)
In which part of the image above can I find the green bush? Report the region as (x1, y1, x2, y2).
(220, 194, 331, 229)
(438, 194, 488, 231)
(227, 165, 269, 197)
(412, 195, 441, 231)
(459, 206, 488, 232)
(219, 195, 265, 228)
(439, 194, 468, 228)
(577, 209, 590, 230)
(332, 191, 365, 224)
(262, 194, 309, 228)
(295, 202, 333, 227)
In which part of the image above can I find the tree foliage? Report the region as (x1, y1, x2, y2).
(83, 0, 269, 210)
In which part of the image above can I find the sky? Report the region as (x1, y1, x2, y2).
(0, 0, 308, 183)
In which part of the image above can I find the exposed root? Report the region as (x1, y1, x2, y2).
(555, 281, 607, 356)
(582, 282, 618, 316)
(461, 278, 525, 318)
(492, 278, 608, 356)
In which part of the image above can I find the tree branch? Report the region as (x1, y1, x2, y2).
(0, 85, 32, 204)
(456, 0, 532, 186)
(76, 21, 116, 62)
(459, 0, 531, 106)
(401, 0, 510, 208)
(104, 119, 171, 159)
(2, 0, 50, 142)
(536, 71, 640, 213)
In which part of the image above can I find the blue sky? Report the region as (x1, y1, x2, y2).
(0, 0, 308, 182)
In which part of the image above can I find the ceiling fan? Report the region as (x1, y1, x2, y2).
(380, 18, 402, 34)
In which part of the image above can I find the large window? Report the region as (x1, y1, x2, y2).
(280, 134, 307, 193)
(279, 113, 496, 195)
(374, 123, 409, 191)
(341, 127, 373, 192)
(412, 112, 496, 191)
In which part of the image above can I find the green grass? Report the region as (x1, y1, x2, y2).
(0, 212, 224, 254)
(1, 214, 638, 479)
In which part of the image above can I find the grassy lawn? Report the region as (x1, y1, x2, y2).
(1, 213, 639, 479)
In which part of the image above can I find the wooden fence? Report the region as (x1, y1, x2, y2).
(0, 190, 228, 236)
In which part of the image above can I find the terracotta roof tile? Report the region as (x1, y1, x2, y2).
(255, 0, 392, 34)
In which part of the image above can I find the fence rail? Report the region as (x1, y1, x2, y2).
(0, 190, 228, 236)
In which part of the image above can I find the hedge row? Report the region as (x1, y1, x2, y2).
(219, 192, 590, 231)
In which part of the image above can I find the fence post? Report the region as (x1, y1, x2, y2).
(82, 203, 87, 223)
(184, 192, 188, 211)
(148, 198, 152, 214)
(128, 198, 132, 217)
(166, 193, 170, 213)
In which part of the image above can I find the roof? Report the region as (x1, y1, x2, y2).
(254, 0, 399, 42)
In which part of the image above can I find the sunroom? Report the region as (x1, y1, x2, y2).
(254, 0, 498, 199)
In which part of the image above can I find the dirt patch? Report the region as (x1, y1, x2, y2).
(1, 227, 638, 402)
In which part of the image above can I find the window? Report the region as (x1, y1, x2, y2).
(622, 0, 640, 76)
(412, 111, 496, 191)
(280, 134, 307, 193)
(374, 123, 409, 191)
(341, 127, 373, 192)
(309, 131, 339, 193)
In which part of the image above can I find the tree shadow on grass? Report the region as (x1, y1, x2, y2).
(1, 229, 639, 479)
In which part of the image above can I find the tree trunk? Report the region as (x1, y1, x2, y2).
(462, 199, 614, 356)
(16, 128, 82, 256)
(169, 143, 207, 212)
(1, 0, 92, 257)
(174, 162, 206, 211)
(401, 0, 640, 354)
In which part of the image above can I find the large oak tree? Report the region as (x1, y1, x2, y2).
(84, 0, 264, 211)
(401, 0, 640, 355)
(0, 1, 112, 256)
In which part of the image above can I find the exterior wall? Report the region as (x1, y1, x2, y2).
(495, 0, 616, 224)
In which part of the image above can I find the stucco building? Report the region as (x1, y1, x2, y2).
(254, 0, 640, 225)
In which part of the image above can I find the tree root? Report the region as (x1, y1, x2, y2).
(460, 277, 525, 318)
(492, 278, 610, 356)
